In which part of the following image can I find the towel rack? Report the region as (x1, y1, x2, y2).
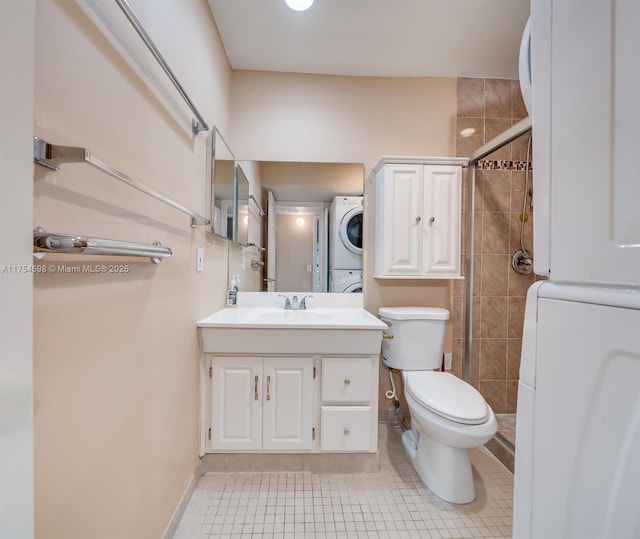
(247, 242, 266, 252)
(34, 137, 210, 228)
(248, 195, 266, 217)
(114, 0, 210, 135)
(34, 230, 172, 264)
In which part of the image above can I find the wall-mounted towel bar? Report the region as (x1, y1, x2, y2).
(34, 138, 210, 228)
(114, 0, 210, 135)
(247, 243, 266, 252)
(34, 230, 172, 264)
(249, 194, 265, 217)
(251, 259, 265, 268)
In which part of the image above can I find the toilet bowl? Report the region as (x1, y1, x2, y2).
(378, 307, 497, 504)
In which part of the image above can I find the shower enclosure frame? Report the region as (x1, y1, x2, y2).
(462, 116, 532, 384)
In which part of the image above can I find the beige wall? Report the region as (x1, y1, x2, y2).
(33, 1, 231, 537)
(1, 1, 35, 536)
(230, 71, 458, 409)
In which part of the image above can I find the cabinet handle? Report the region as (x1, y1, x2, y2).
(266, 375, 271, 401)
(429, 216, 435, 224)
(415, 216, 422, 223)
(254, 375, 258, 400)
(344, 378, 351, 386)
(344, 428, 350, 436)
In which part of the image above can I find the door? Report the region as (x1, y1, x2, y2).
(266, 191, 277, 291)
(516, 286, 640, 538)
(422, 165, 461, 275)
(339, 204, 363, 256)
(262, 357, 314, 450)
(211, 357, 262, 450)
(375, 164, 423, 276)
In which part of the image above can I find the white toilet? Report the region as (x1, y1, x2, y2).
(378, 307, 497, 504)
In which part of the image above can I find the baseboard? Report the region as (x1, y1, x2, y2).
(201, 451, 380, 474)
(162, 466, 200, 539)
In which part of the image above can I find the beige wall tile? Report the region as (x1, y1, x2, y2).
(507, 381, 519, 413)
(485, 79, 512, 119)
(484, 118, 513, 160)
(481, 254, 509, 296)
(508, 297, 527, 339)
(456, 117, 484, 157)
(457, 77, 485, 117)
(480, 296, 508, 338)
(479, 380, 507, 414)
(511, 129, 532, 161)
(479, 338, 507, 380)
(508, 269, 536, 297)
(507, 338, 522, 380)
(512, 80, 528, 119)
(482, 212, 510, 255)
(482, 170, 512, 213)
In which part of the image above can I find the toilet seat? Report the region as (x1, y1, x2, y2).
(405, 372, 489, 425)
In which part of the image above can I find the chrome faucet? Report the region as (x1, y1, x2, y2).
(278, 294, 313, 310)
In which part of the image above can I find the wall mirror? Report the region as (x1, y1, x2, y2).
(210, 128, 235, 240)
(239, 161, 364, 293)
(234, 164, 250, 245)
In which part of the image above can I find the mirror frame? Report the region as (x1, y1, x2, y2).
(210, 128, 235, 241)
(234, 163, 250, 245)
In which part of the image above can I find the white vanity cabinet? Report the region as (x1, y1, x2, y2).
(210, 356, 314, 451)
(374, 158, 465, 278)
(197, 298, 387, 458)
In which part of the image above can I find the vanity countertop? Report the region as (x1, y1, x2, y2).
(197, 306, 387, 330)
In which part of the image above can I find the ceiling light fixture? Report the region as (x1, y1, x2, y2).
(460, 127, 476, 138)
(285, 0, 313, 11)
(296, 217, 305, 226)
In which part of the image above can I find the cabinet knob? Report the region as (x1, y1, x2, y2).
(415, 216, 422, 223)
(344, 428, 350, 436)
(429, 216, 435, 223)
(344, 378, 351, 386)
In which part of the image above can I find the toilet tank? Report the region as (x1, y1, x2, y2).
(378, 307, 449, 370)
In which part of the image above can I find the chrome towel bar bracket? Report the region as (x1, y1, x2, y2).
(34, 137, 210, 228)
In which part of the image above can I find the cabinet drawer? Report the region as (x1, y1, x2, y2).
(322, 357, 372, 403)
(320, 406, 373, 451)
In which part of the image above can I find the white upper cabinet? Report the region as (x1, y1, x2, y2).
(532, 0, 640, 286)
(374, 159, 464, 278)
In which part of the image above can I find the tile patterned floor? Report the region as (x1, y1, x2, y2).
(174, 423, 514, 538)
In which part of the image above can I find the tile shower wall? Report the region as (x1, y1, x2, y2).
(452, 78, 536, 414)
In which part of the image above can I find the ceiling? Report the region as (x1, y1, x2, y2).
(208, 0, 530, 79)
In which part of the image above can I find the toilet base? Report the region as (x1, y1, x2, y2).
(402, 429, 476, 504)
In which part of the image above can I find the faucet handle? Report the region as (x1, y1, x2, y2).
(291, 295, 300, 309)
(300, 295, 313, 310)
(277, 294, 291, 310)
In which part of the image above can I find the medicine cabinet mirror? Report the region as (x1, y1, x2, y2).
(234, 164, 250, 245)
(210, 128, 235, 240)
(243, 161, 364, 293)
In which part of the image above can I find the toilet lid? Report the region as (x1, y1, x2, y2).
(405, 372, 489, 425)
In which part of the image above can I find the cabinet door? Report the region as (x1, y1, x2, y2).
(422, 165, 461, 276)
(375, 164, 424, 276)
(211, 357, 261, 451)
(262, 357, 314, 451)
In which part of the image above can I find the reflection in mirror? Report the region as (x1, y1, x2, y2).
(210, 129, 234, 240)
(234, 164, 250, 245)
(260, 162, 364, 293)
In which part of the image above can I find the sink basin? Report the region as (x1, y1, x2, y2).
(251, 310, 332, 324)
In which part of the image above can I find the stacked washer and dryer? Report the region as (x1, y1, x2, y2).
(328, 196, 363, 293)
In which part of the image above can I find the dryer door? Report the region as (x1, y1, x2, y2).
(339, 206, 363, 255)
